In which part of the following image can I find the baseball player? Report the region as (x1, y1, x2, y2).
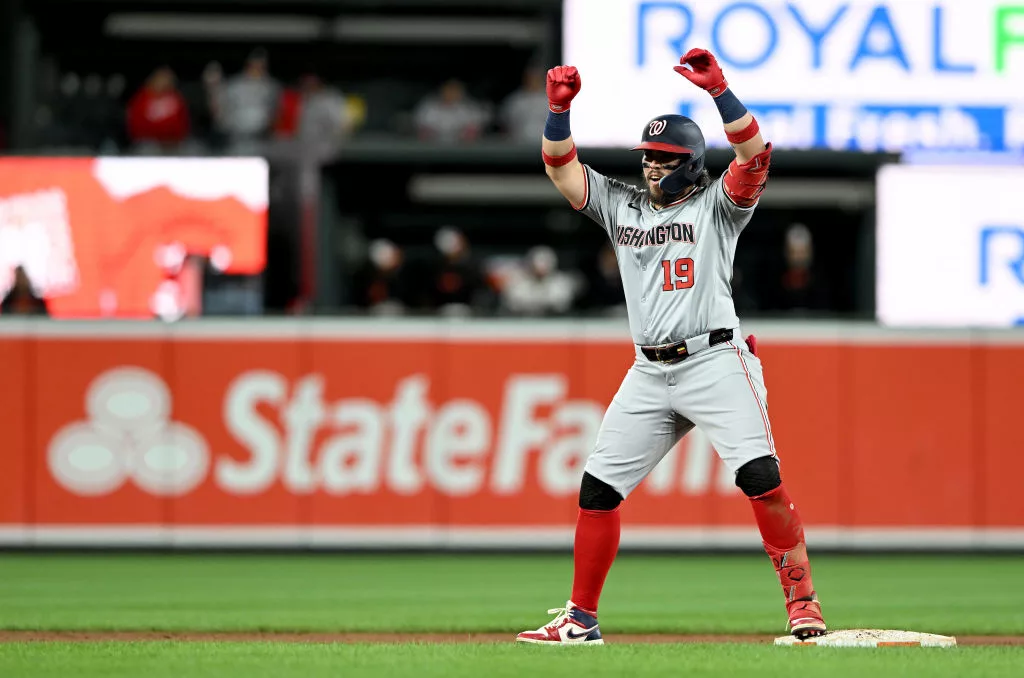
(516, 48, 826, 645)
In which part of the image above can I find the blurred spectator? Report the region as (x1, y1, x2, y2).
(350, 239, 414, 315)
(0, 266, 49, 317)
(51, 72, 86, 146)
(126, 67, 190, 151)
(40, 71, 124, 151)
(770, 223, 830, 312)
(581, 243, 625, 313)
(209, 49, 281, 152)
(413, 79, 490, 143)
(83, 73, 125, 152)
(499, 65, 549, 143)
(501, 246, 579, 316)
(275, 72, 352, 159)
(425, 226, 486, 315)
(107, 74, 126, 101)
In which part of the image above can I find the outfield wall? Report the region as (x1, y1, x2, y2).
(1, 319, 1022, 551)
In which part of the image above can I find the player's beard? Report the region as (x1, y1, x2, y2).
(645, 171, 692, 208)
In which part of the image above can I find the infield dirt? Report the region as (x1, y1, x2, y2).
(1, 631, 1022, 645)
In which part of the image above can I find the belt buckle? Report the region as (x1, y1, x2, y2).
(658, 343, 687, 364)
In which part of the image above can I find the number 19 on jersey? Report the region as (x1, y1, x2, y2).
(661, 258, 694, 291)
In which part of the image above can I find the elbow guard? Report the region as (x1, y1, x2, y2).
(723, 142, 772, 207)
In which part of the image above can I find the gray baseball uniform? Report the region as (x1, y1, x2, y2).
(577, 166, 776, 498)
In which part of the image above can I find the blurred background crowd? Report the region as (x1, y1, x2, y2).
(0, 0, 873, 320)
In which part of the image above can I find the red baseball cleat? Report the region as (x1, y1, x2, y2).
(788, 595, 827, 639)
(515, 600, 604, 646)
(766, 542, 827, 639)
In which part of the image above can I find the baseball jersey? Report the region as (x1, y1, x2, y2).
(577, 166, 755, 346)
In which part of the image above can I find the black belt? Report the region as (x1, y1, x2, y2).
(640, 328, 734, 364)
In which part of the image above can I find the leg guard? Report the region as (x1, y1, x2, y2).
(749, 482, 827, 638)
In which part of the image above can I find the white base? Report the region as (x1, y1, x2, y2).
(775, 629, 957, 647)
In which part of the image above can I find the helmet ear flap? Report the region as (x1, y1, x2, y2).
(658, 157, 703, 195)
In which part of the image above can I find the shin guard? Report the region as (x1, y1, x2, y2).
(749, 484, 816, 603)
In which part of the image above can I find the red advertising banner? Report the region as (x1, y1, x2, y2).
(1, 320, 1022, 549)
(0, 157, 267, 319)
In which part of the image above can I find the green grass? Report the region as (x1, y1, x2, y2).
(1, 642, 1023, 678)
(0, 553, 1022, 636)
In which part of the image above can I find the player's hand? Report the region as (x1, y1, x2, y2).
(546, 65, 581, 113)
(674, 48, 728, 97)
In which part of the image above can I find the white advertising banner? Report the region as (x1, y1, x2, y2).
(563, 0, 1024, 152)
(876, 165, 1024, 327)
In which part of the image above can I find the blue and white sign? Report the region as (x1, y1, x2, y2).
(564, 0, 1024, 152)
(876, 165, 1024, 327)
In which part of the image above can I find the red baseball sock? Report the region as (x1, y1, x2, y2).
(749, 483, 816, 602)
(570, 507, 621, 615)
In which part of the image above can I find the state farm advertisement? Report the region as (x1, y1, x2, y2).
(0, 157, 267, 318)
(1, 322, 1022, 549)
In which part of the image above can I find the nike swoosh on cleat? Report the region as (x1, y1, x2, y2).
(565, 626, 598, 640)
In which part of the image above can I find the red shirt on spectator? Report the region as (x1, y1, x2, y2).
(274, 88, 301, 137)
(127, 67, 190, 144)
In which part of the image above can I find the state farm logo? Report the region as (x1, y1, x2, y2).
(47, 367, 209, 496)
(46, 368, 737, 499)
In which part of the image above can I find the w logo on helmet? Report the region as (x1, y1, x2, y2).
(648, 119, 667, 135)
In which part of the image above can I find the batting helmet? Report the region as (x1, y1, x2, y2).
(632, 114, 706, 195)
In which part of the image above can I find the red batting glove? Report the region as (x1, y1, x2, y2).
(673, 48, 728, 97)
(546, 65, 581, 113)
(744, 334, 758, 357)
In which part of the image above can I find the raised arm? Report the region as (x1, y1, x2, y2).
(674, 49, 766, 163)
(542, 66, 587, 209)
(674, 49, 772, 207)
